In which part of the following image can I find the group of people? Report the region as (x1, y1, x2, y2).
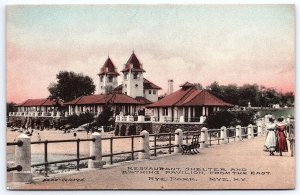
(264, 116, 289, 156)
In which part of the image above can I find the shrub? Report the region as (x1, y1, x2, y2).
(95, 105, 114, 127)
(204, 110, 256, 129)
(66, 112, 95, 128)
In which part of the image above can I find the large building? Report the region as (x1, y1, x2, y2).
(12, 98, 63, 117)
(64, 52, 162, 116)
(146, 82, 233, 122)
(64, 93, 143, 116)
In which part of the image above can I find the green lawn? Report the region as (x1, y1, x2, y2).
(257, 107, 295, 119)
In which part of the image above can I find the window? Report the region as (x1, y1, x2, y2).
(124, 73, 128, 79)
(163, 108, 168, 116)
(153, 90, 156, 94)
(124, 84, 127, 88)
(100, 76, 103, 82)
(135, 84, 138, 88)
(149, 90, 152, 94)
(108, 76, 113, 82)
(134, 73, 138, 79)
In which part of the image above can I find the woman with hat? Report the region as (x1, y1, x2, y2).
(264, 117, 277, 156)
(276, 117, 289, 156)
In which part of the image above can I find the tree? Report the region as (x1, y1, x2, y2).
(280, 92, 294, 107)
(7, 102, 17, 117)
(238, 84, 259, 106)
(222, 84, 239, 105)
(193, 83, 203, 90)
(48, 71, 96, 102)
(206, 81, 225, 100)
(96, 105, 114, 127)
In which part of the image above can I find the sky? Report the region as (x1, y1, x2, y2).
(6, 4, 295, 103)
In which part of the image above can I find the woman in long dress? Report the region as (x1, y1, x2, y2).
(276, 117, 288, 156)
(264, 117, 277, 156)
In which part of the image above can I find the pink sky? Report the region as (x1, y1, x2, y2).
(6, 5, 295, 103)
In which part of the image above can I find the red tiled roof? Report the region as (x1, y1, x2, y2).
(64, 93, 142, 105)
(147, 88, 195, 108)
(98, 57, 120, 76)
(143, 78, 161, 90)
(112, 84, 123, 93)
(178, 90, 233, 107)
(147, 88, 233, 108)
(121, 52, 145, 72)
(135, 96, 152, 105)
(17, 98, 60, 107)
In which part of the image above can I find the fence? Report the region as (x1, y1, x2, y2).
(7, 123, 264, 183)
(102, 135, 145, 165)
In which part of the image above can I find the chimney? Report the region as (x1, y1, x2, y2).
(168, 79, 174, 95)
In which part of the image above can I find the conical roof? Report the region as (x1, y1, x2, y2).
(121, 52, 145, 72)
(98, 57, 120, 76)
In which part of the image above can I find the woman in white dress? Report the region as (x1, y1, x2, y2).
(264, 117, 277, 156)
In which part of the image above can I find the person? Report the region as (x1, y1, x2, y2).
(276, 117, 288, 156)
(264, 117, 277, 156)
(288, 117, 295, 157)
(37, 132, 41, 142)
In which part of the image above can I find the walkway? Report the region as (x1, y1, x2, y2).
(8, 136, 295, 190)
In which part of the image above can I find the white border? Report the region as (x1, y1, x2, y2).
(0, 0, 298, 195)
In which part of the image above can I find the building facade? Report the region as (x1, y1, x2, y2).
(146, 82, 233, 122)
(99, 52, 161, 103)
(11, 98, 63, 117)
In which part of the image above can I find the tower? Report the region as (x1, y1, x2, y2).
(121, 52, 145, 98)
(98, 57, 120, 94)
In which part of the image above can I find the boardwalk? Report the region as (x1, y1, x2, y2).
(8, 136, 295, 190)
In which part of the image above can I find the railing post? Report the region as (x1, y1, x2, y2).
(200, 127, 208, 148)
(236, 125, 242, 141)
(13, 134, 32, 183)
(257, 121, 263, 137)
(56, 111, 61, 117)
(159, 116, 165, 122)
(247, 124, 254, 139)
(138, 130, 150, 159)
(220, 126, 228, 144)
(138, 115, 145, 122)
(199, 116, 206, 124)
(150, 116, 156, 122)
(88, 132, 104, 169)
(179, 116, 185, 123)
(174, 129, 183, 153)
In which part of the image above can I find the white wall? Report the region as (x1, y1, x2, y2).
(144, 89, 158, 102)
(99, 75, 118, 94)
(122, 72, 143, 98)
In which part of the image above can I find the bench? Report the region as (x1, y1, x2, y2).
(181, 134, 200, 154)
